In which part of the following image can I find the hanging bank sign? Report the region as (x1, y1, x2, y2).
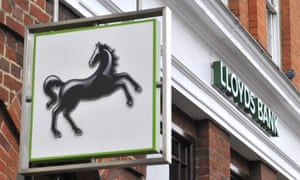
(212, 61, 278, 136)
(19, 7, 172, 175)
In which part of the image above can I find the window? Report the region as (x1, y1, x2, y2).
(230, 164, 250, 180)
(230, 150, 250, 180)
(170, 131, 194, 180)
(266, 0, 281, 66)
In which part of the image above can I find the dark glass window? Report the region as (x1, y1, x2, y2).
(231, 171, 249, 180)
(170, 132, 194, 180)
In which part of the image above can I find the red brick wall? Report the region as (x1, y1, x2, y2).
(173, 109, 231, 180)
(0, 1, 79, 179)
(248, 0, 268, 50)
(99, 168, 144, 180)
(0, 0, 52, 179)
(281, 0, 300, 89)
(0, 105, 19, 180)
(229, 0, 249, 31)
(98, 157, 146, 179)
(281, 0, 291, 72)
(229, 0, 268, 53)
(196, 120, 231, 179)
(0, 1, 146, 179)
(250, 161, 277, 180)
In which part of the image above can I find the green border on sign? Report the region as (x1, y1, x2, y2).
(29, 19, 159, 163)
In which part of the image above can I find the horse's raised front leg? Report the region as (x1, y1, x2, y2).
(63, 110, 83, 136)
(51, 105, 63, 138)
(115, 73, 142, 92)
(115, 83, 133, 106)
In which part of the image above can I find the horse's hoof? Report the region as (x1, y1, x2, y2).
(135, 86, 142, 93)
(127, 100, 133, 107)
(74, 128, 83, 136)
(53, 131, 62, 138)
(46, 102, 53, 109)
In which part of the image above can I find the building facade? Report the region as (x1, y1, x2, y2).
(0, 0, 300, 179)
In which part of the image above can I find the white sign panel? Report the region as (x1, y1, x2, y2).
(30, 19, 160, 162)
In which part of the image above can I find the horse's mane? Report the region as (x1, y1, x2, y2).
(100, 43, 119, 75)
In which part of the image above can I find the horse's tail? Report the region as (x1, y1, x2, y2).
(43, 75, 63, 109)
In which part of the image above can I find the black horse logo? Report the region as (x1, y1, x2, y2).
(43, 42, 142, 138)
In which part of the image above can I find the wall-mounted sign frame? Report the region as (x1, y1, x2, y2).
(19, 7, 171, 175)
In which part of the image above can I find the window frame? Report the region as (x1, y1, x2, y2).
(266, 0, 281, 67)
(169, 128, 195, 180)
